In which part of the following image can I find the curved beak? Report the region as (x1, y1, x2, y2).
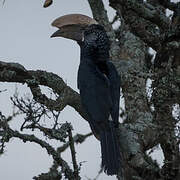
(51, 24, 85, 41)
(51, 14, 98, 41)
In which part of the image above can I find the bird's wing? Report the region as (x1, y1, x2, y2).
(79, 66, 113, 132)
(107, 62, 120, 126)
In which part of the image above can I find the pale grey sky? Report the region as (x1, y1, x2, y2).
(0, 0, 117, 180)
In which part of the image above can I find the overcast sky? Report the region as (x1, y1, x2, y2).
(0, 0, 171, 179)
(0, 0, 119, 180)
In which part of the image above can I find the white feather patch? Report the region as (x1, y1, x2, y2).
(109, 114, 113, 121)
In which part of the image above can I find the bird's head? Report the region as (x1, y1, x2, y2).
(51, 14, 109, 47)
(51, 14, 110, 60)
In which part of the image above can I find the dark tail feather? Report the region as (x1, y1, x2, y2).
(100, 122, 122, 176)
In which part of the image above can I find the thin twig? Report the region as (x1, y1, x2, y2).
(68, 128, 80, 179)
(57, 132, 93, 153)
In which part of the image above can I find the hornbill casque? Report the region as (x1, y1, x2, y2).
(51, 14, 122, 176)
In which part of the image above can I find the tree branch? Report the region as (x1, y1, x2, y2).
(33, 161, 61, 180)
(57, 132, 92, 153)
(110, 0, 170, 29)
(0, 117, 74, 179)
(158, 0, 179, 11)
(0, 61, 87, 120)
(110, 2, 162, 50)
(68, 128, 80, 179)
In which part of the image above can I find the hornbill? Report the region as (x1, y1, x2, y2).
(51, 14, 122, 176)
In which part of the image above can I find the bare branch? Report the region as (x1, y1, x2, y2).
(57, 132, 93, 153)
(112, 3, 162, 50)
(33, 132, 92, 180)
(33, 161, 61, 180)
(68, 128, 80, 179)
(158, 0, 179, 11)
(0, 61, 87, 120)
(0, 116, 74, 179)
(110, 0, 170, 29)
(24, 123, 71, 142)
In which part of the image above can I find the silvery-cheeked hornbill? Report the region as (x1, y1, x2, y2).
(51, 14, 122, 175)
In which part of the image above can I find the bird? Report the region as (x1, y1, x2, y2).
(51, 14, 122, 176)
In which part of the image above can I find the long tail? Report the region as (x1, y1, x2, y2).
(100, 122, 122, 176)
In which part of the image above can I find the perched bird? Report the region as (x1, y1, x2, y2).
(51, 14, 122, 175)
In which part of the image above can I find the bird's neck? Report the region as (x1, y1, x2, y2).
(80, 47, 109, 76)
(79, 44, 109, 65)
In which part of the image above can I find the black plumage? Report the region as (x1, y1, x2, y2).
(77, 24, 122, 175)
